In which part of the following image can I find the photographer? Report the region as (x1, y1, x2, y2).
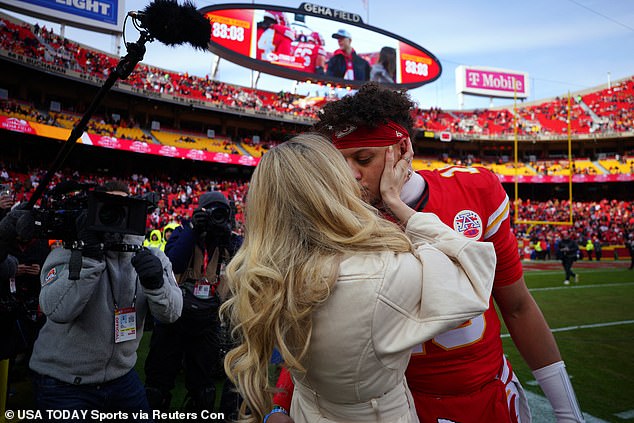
(144, 191, 242, 417)
(0, 183, 48, 378)
(27, 181, 182, 421)
(5, 234, 49, 378)
(1, 252, 19, 361)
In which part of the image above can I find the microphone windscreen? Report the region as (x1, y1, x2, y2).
(141, 0, 211, 50)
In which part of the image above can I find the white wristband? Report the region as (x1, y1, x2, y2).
(532, 361, 585, 423)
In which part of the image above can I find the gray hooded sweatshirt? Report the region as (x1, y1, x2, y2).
(30, 236, 182, 385)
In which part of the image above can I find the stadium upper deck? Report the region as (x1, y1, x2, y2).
(1, 12, 633, 142)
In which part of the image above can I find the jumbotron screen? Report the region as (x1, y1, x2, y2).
(199, 3, 442, 89)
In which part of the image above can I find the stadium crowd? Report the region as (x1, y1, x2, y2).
(2, 14, 634, 137)
(513, 198, 634, 260)
(3, 96, 634, 179)
(1, 164, 632, 251)
(0, 164, 248, 236)
(0, 16, 322, 120)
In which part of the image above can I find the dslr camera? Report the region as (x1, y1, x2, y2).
(194, 202, 234, 248)
(205, 203, 231, 227)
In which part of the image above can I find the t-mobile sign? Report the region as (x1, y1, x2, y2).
(456, 65, 530, 99)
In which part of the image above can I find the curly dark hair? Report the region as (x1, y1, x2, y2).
(313, 82, 416, 138)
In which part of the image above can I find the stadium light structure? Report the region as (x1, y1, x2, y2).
(513, 92, 574, 230)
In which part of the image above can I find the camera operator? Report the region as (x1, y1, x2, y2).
(26, 181, 182, 421)
(144, 191, 242, 417)
(5, 233, 49, 379)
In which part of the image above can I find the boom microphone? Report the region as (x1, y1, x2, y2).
(129, 0, 211, 50)
(50, 181, 96, 195)
(26, 4, 211, 212)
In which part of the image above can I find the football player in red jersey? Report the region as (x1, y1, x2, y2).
(257, 11, 294, 61)
(269, 12, 294, 57)
(268, 82, 585, 423)
(256, 11, 277, 60)
(292, 31, 326, 74)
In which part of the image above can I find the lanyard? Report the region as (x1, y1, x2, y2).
(202, 247, 226, 283)
(106, 263, 138, 310)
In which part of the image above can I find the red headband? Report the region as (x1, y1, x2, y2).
(331, 120, 409, 149)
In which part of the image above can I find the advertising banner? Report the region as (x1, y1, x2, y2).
(0, 0, 124, 34)
(496, 173, 633, 183)
(1, 116, 630, 179)
(0, 115, 260, 167)
(456, 65, 529, 99)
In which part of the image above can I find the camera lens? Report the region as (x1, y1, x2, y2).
(209, 206, 229, 225)
(99, 204, 127, 227)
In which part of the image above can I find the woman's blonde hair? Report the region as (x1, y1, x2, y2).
(222, 133, 413, 422)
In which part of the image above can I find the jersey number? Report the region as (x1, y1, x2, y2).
(439, 167, 481, 178)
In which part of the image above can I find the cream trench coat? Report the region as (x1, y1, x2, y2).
(289, 212, 496, 423)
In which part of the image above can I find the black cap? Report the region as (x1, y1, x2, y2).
(198, 191, 228, 209)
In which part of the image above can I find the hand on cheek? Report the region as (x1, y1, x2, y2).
(380, 146, 416, 224)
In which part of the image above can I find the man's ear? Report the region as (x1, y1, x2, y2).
(397, 137, 412, 157)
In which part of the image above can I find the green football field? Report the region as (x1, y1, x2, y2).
(4, 261, 633, 422)
(136, 260, 634, 422)
(500, 261, 634, 423)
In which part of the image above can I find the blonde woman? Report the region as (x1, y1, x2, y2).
(222, 134, 496, 423)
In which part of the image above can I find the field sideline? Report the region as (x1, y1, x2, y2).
(501, 260, 634, 422)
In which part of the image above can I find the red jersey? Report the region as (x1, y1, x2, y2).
(255, 26, 269, 60)
(405, 166, 523, 398)
(256, 24, 294, 60)
(272, 24, 294, 56)
(292, 41, 326, 73)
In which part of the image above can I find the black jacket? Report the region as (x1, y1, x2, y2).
(558, 238, 579, 260)
(165, 222, 242, 275)
(326, 50, 371, 81)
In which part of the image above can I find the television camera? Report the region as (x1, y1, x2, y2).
(32, 182, 151, 253)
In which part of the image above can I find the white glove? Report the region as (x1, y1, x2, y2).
(532, 361, 585, 422)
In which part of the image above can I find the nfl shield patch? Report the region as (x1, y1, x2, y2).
(453, 210, 483, 239)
